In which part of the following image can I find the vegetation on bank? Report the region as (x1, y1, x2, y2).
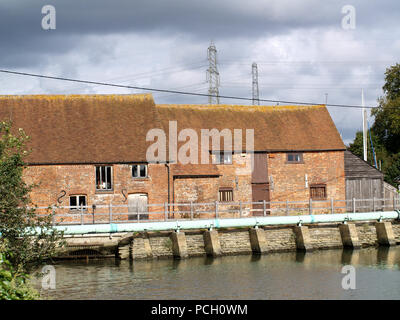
(0, 121, 64, 300)
(349, 63, 400, 188)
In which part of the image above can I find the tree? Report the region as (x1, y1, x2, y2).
(349, 63, 400, 187)
(0, 121, 64, 273)
(371, 64, 400, 154)
(348, 130, 390, 171)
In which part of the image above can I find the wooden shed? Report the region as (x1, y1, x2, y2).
(344, 150, 384, 211)
(345, 150, 398, 211)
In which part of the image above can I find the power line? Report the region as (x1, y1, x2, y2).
(0, 68, 389, 109)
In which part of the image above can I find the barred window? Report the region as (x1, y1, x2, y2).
(219, 188, 233, 202)
(310, 184, 327, 200)
(96, 166, 112, 190)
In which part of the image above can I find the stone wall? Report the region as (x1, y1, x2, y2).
(391, 222, 400, 240)
(356, 222, 378, 246)
(263, 226, 297, 252)
(218, 229, 253, 255)
(308, 225, 343, 249)
(58, 220, 399, 260)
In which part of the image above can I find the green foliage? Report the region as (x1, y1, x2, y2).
(350, 63, 400, 187)
(0, 244, 40, 300)
(0, 120, 64, 274)
(385, 153, 400, 187)
(349, 130, 391, 171)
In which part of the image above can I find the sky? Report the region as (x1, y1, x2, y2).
(0, 0, 399, 145)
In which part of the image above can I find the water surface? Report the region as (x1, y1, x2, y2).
(33, 247, 400, 300)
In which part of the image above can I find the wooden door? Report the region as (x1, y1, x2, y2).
(128, 194, 149, 220)
(252, 183, 270, 216)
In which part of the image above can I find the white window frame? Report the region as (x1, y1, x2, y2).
(69, 195, 87, 212)
(132, 164, 148, 178)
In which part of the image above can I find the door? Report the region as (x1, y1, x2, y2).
(128, 194, 149, 220)
(252, 183, 270, 216)
(251, 153, 270, 216)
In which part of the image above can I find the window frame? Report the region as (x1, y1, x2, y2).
(95, 165, 113, 191)
(69, 195, 87, 212)
(286, 153, 304, 164)
(132, 164, 148, 178)
(218, 188, 234, 202)
(310, 184, 327, 200)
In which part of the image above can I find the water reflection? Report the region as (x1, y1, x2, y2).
(32, 246, 400, 300)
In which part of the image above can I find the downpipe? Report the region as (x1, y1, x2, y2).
(40, 210, 400, 235)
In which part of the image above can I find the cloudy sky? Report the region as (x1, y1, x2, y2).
(0, 0, 399, 144)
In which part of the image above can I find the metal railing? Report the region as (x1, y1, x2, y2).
(32, 196, 400, 226)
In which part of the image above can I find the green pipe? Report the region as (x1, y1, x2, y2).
(45, 211, 400, 235)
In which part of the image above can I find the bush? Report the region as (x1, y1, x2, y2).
(0, 248, 40, 300)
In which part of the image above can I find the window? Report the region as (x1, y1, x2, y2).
(286, 153, 303, 163)
(310, 184, 327, 200)
(96, 166, 112, 190)
(132, 164, 148, 178)
(214, 152, 233, 164)
(219, 188, 233, 202)
(69, 195, 87, 211)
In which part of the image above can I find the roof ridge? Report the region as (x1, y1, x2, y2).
(156, 104, 325, 111)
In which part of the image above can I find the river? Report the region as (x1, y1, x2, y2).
(33, 246, 400, 300)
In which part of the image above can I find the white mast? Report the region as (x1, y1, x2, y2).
(362, 89, 367, 161)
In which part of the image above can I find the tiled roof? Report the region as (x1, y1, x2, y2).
(156, 103, 345, 152)
(0, 94, 159, 164)
(0, 95, 345, 165)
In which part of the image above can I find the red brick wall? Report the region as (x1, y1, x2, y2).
(267, 151, 346, 214)
(24, 163, 168, 221)
(23, 150, 345, 220)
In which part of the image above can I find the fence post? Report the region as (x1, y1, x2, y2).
(239, 201, 242, 218)
(80, 207, 83, 225)
(215, 201, 219, 219)
(285, 200, 289, 216)
(109, 203, 112, 224)
(52, 206, 55, 226)
(393, 195, 396, 211)
(263, 200, 266, 216)
(373, 197, 375, 212)
(331, 198, 334, 214)
(137, 204, 140, 223)
(309, 198, 312, 215)
(164, 202, 168, 221)
(352, 198, 356, 213)
(190, 201, 193, 220)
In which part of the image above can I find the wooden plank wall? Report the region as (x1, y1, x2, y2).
(344, 151, 384, 211)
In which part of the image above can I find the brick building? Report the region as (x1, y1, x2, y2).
(0, 94, 346, 218)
